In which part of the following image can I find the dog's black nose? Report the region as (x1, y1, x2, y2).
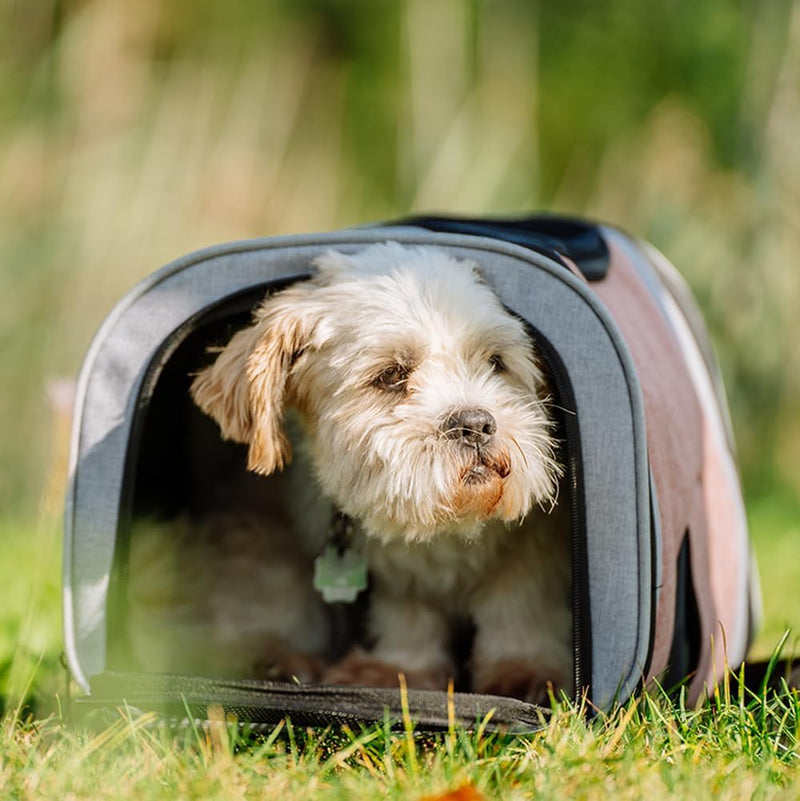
(441, 408, 497, 448)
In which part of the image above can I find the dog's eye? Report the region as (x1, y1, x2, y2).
(489, 354, 507, 373)
(373, 363, 410, 393)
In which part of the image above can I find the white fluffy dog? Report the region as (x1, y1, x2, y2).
(130, 242, 572, 703)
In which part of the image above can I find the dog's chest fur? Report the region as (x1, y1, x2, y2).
(363, 529, 500, 603)
(361, 512, 564, 612)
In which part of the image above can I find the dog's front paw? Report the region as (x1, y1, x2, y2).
(323, 648, 454, 691)
(473, 658, 569, 705)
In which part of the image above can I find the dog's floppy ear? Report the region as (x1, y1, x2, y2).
(190, 325, 263, 445)
(190, 284, 318, 476)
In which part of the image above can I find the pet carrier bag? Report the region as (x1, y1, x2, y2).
(63, 214, 760, 731)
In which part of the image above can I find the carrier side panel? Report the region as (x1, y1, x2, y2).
(599, 228, 752, 697)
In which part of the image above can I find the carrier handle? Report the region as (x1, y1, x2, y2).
(394, 214, 610, 281)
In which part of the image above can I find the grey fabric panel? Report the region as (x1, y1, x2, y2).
(65, 231, 651, 708)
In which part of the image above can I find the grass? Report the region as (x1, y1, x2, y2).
(0, 515, 62, 721)
(1, 493, 799, 799)
(2, 677, 800, 799)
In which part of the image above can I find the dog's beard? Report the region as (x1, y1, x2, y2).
(451, 447, 510, 519)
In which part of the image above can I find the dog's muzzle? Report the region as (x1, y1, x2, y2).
(441, 408, 510, 486)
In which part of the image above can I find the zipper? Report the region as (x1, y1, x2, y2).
(524, 326, 591, 701)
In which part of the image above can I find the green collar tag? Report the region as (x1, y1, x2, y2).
(313, 544, 368, 603)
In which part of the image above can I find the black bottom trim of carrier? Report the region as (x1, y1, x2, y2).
(80, 672, 550, 733)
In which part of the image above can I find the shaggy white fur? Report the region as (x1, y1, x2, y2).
(131, 243, 572, 703)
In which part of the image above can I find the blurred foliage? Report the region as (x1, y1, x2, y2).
(0, 514, 61, 718)
(0, 0, 799, 515)
(748, 488, 800, 659)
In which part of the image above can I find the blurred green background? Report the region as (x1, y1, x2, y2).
(1, 0, 799, 713)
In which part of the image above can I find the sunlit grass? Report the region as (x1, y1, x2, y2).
(2, 680, 800, 800)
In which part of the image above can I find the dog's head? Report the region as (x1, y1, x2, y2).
(191, 243, 561, 542)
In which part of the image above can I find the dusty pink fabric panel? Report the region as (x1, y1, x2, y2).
(703, 428, 748, 664)
(589, 239, 711, 687)
(658, 284, 752, 685)
(685, 448, 747, 701)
